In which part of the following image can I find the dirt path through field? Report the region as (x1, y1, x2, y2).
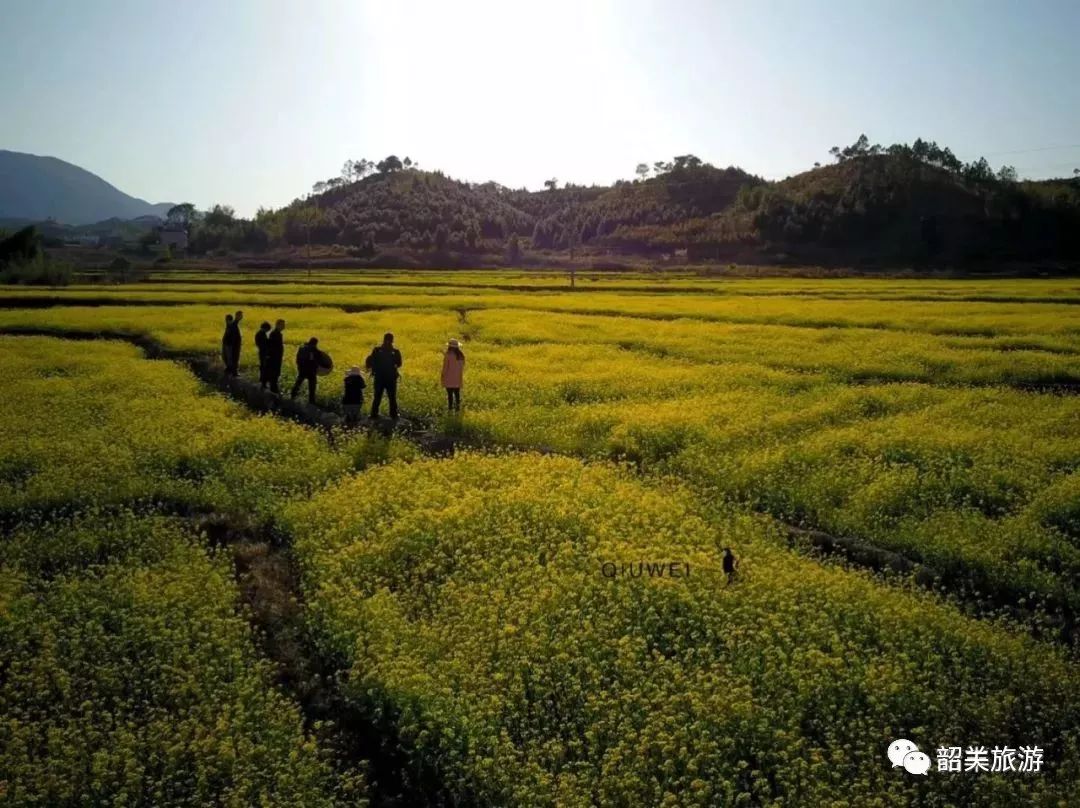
(4, 326, 1074, 646)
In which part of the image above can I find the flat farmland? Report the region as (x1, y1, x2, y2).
(1, 271, 1078, 806)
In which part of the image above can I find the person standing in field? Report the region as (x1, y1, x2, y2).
(221, 314, 234, 370)
(255, 321, 272, 389)
(222, 310, 243, 376)
(722, 547, 739, 585)
(366, 332, 402, 419)
(265, 319, 285, 394)
(342, 366, 366, 424)
(291, 337, 321, 404)
(441, 338, 465, 412)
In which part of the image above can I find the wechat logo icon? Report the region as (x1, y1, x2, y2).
(888, 739, 931, 775)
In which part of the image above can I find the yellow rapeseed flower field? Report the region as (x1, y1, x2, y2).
(282, 453, 1079, 806)
(0, 271, 1077, 806)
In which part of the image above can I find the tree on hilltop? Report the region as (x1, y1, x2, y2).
(672, 154, 703, 170)
(350, 159, 374, 180)
(997, 165, 1018, 183)
(962, 156, 995, 185)
(828, 134, 880, 162)
(376, 155, 404, 174)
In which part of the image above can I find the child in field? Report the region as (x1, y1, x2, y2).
(441, 339, 466, 412)
(722, 547, 739, 585)
(342, 366, 366, 424)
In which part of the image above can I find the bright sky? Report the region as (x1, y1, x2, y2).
(3, 0, 1079, 216)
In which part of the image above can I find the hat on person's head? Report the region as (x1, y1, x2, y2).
(346, 366, 362, 377)
(448, 339, 460, 348)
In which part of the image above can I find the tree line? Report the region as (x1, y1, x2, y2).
(828, 134, 1019, 184)
(153, 141, 1080, 262)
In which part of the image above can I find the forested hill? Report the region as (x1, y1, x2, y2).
(125, 138, 1070, 265)
(5, 140, 1079, 264)
(255, 158, 764, 254)
(242, 139, 1079, 264)
(691, 149, 1080, 262)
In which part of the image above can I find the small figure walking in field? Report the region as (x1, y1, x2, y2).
(342, 366, 366, 424)
(291, 337, 322, 404)
(265, 319, 285, 394)
(722, 547, 739, 585)
(222, 310, 243, 376)
(255, 321, 272, 389)
(441, 338, 465, 412)
(366, 332, 402, 420)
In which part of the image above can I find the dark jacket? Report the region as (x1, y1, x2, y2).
(255, 329, 269, 361)
(266, 328, 285, 369)
(365, 345, 402, 381)
(267, 330, 284, 365)
(343, 375, 366, 404)
(296, 344, 320, 374)
(224, 321, 241, 349)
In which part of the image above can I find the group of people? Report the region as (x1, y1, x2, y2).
(221, 310, 741, 576)
(220, 310, 467, 421)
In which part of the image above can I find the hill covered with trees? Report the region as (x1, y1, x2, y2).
(242, 154, 764, 259)
(230, 139, 1077, 265)
(691, 137, 1080, 262)
(46, 138, 1076, 268)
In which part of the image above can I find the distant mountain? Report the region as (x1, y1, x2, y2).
(0, 150, 174, 225)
